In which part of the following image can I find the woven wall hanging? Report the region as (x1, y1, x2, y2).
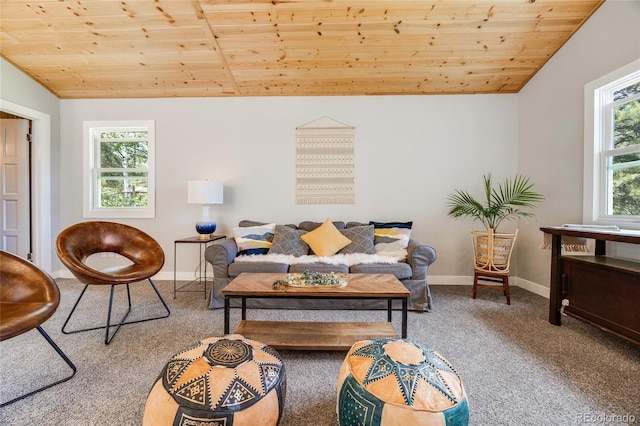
(296, 117, 355, 204)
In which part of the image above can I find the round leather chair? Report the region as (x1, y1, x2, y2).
(56, 221, 170, 344)
(0, 250, 76, 407)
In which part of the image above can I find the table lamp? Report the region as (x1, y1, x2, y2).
(188, 180, 223, 239)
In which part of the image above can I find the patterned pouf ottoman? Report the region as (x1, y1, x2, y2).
(337, 338, 469, 426)
(143, 334, 286, 426)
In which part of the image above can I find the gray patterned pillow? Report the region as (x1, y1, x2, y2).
(338, 225, 375, 254)
(268, 225, 309, 257)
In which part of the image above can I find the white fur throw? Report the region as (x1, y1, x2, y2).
(234, 252, 406, 266)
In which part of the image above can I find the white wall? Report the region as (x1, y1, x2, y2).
(518, 0, 640, 288)
(60, 94, 518, 279)
(0, 58, 61, 271)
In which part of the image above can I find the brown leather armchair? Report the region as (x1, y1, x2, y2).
(0, 250, 76, 407)
(56, 221, 170, 344)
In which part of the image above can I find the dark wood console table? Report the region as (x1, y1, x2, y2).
(540, 226, 640, 345)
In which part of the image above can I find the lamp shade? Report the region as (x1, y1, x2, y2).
(187, 180, 223, 205)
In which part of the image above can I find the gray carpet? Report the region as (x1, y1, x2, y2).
(1, 279, 638, 425)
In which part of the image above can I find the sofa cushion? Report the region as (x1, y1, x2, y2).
(339, 225, 375, 254)
(289, 263, 349, 274)
(370, 221, 413, 253)
(240, 220, 297, 229)
(350, 262, 412, 280)
(300, 219, 352, 257)
(298, 220, 346, 232)
(346, 221, 367, 228)
(233, 223, 276, 255)
(239, 220, 269, 227)
(268, 225, 309, 257)
(228, 261, 289, 277)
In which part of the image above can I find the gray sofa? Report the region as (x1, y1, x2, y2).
(204, 220, 437, 311)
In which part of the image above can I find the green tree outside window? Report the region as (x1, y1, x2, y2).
(611, 83, 640, 215)
(97, 131, 149, 208)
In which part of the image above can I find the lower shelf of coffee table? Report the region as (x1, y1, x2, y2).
(234, 320, 399, 351)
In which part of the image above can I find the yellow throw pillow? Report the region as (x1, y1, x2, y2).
(300, 218, 352, 257)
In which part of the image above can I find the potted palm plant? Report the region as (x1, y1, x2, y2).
(446, 174, 544, 271)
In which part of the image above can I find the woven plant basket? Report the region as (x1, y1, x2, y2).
(471, 229, 518, 273)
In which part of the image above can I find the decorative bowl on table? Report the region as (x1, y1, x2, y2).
(273, 270, 350, 288)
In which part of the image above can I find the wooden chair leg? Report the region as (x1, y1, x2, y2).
(472, 272, 478, 299)
(504, 276, 511, 305)
(473, 272, 511, 304)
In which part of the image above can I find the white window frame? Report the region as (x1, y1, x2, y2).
(83, 120, 156, 219)
(584, 59, 640, 230)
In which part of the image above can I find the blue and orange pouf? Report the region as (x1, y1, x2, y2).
(143, 334, 286, 426)
(337, 338, 469, 425)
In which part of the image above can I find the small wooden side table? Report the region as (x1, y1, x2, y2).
(173, 235, 225, 299)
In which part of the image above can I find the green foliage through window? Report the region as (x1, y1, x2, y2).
(96, 131, 149, 208)
(610, 82, 640, 216)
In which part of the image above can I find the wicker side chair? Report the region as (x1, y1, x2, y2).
(471, 228, 518, 305)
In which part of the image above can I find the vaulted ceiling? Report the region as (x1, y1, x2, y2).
(0, 0, 604, 99)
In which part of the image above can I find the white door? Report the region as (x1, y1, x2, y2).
(1, 119, 30, 257)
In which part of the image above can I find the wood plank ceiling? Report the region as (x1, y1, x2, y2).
(0, 0, 604, 99)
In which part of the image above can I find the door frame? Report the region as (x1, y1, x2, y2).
(0, 99, 52, 272)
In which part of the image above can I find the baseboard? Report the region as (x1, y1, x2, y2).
(55, 270, 186, 281)
(429, 275, 474, 286)
(55, 269, 550, 299)
(511, 277, 550, 299)
(429, 275, 550, 299)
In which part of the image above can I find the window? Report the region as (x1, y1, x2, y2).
(584, 60, 640, 229)
(83, 120, 155, 218)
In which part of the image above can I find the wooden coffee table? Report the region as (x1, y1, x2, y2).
(222, 273, 410, 351)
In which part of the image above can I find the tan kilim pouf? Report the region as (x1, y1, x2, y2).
(337, 338, 469, 426)
(143, 334, 286, 426)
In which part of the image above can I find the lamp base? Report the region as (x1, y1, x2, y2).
(195, 220, 216, 238)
